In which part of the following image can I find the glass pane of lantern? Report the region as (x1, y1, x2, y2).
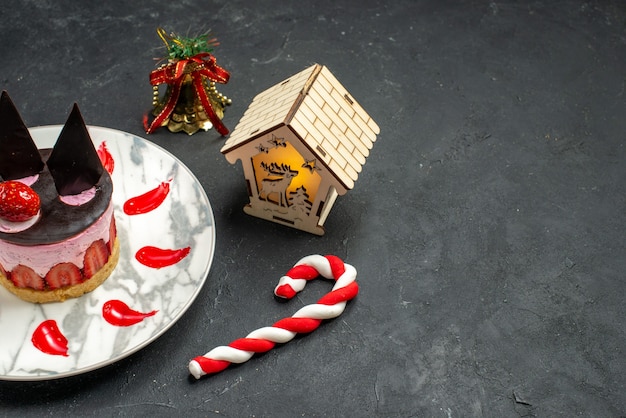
(251, 136, 321, 215)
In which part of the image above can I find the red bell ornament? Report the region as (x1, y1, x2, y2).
(145, 28, 232, 136)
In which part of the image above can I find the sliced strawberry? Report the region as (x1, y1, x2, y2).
(45, 262, 83, 289)
(10, 264, 45, 290)
(83, 239, 110, 278)
(0, 181, 41, 222)
(107, 217, 117, 253)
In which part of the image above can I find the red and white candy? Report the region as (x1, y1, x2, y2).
(188, 254, 358, 379)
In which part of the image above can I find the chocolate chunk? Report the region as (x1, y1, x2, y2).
(0, 91, 44, 180)
(47, 104, 103, 196)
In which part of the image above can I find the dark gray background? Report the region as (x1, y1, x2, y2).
(1, 1, 624, 416)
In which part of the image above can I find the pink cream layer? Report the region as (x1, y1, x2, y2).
(0, 201, 114, 277)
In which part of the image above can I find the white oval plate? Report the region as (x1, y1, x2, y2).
(0, 126, 215, 381)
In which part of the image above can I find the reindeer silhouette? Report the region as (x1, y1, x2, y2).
(259, 162, 299, 207)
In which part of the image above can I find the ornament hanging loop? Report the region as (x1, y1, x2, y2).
(156, 27, 171, 49)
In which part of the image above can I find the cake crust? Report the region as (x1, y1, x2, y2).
(0, 238, 119, 303)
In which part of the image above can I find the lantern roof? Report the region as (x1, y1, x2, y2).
(221, 64, 380, 190)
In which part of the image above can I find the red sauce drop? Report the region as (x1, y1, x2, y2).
(97, 141, 115, 174)
(31, 319, 69, 357)
(102, 300, 158, 326)
(123, 181, 171, 215)
(135, 245, 191, 268)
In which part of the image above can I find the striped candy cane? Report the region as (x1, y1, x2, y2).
(188, 255, 358, 379)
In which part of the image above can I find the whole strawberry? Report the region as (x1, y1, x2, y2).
(0, 180, 41, 222)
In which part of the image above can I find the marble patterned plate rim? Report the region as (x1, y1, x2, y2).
(0, 125, 215, 381)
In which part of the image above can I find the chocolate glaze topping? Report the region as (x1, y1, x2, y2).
(0, 149, 113, 245)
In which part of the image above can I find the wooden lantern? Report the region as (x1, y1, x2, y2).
(221, 64, 379, 235)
